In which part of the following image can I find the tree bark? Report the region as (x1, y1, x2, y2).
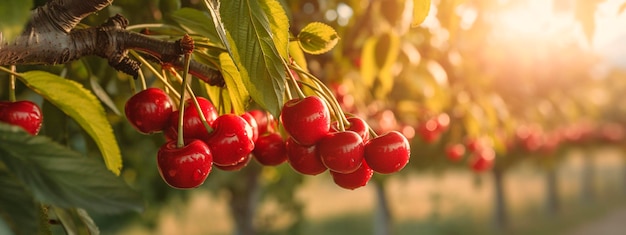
(373, 181, 392, 235)
(228, 165, 261, 235)
(492, 168, 508, 231)
(580, 152, 595, 203)
(1, 0, 224, 86)
(545, 166, 560, 216)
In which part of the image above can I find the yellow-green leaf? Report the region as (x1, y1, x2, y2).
(360, 37, 378, 88)
(297, 22, 340, 55)
(219, 53, 249, 115)
(261, 0, 290, 59)
(411, 0, 431, 27)
(289, 40, 308, 71)
(220, 0, 286, 117)
(19, 71, 122, 175)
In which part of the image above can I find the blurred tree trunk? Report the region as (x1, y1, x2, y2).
(373, 181, 393, 235)
(228, 165, 262, 235)
(580, 152, 595, 203)
(545, 166, 560, 216)
(492, 167, 508, 231)
(623, 157, 626, 195)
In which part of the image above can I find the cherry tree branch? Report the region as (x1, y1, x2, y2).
(0, 0, 224, 87)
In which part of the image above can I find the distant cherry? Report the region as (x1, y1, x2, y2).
(469, 148, 495, 172)
(445, 143, 466, 162)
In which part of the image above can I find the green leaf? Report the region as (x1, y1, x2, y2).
(0, 169, 39, 235)
(19, 71, 123, 175)
(219, 53, 249, 115)
(53, 207, 100, 235)
(289, 40, 308, 71)
(360, 32, 401, 98)
(0, 0, 32, 42)
(260, 0, 290, 59)
(171, 8, 222, 44)
(0, 123, 143, 214)
(411, 0, 431, 27)
(220, 0, 286, 117)
(297, 22, 340, 55)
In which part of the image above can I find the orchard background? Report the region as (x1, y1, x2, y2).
(2, 0, 626, 234)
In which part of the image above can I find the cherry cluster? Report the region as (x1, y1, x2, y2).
(0, 100, 43, 135)
(125, 86, 411, 190)
(281, 96, 411, 190)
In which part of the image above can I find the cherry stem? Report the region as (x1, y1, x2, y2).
(290, 64, 351, 129)
(130, 50, 180, 98)
(138, 68, 147, 91)
(368, 126, 379, 138)
(176, 54, 192, 148)
(168, 67, 213, 134)
(9, 65, 16, 102)
(215, 87, 223, 114)
(282, 58, 305, 99)
(0, 66, 20, 77)
(128, 74, 137, 94)
(176, 35, 194, 148)
(284, 79, 293, 101)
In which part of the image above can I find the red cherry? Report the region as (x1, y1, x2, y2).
(465, 138, 483, 153)
(469, 148, 495, 172)
(417, 119, 440, 143)
(363, 131, 410, 174)
(0, 100, 43, 135)
(280, 96, 331, 146)
(286, 137, 327, 175)
(318, 131, 364, 174)
(330, 160, 373, 190)
(445, 143, 466, 162)
(332, 117, 369, 140)
(252, 132, 287, 166)
(157, 139, 213, 189)
(205, 114, 255, 166)
(435, 113, 450, 132)
(240, 112, 259, 143)
(374, 110, 397, 134)
(248, 109, 275, 134)
(215, 154, 251, 171)
(165, 97, 218, 140)
(124, 88, 173, 134)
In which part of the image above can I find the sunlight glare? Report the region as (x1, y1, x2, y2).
(491, 0, 578, 43)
